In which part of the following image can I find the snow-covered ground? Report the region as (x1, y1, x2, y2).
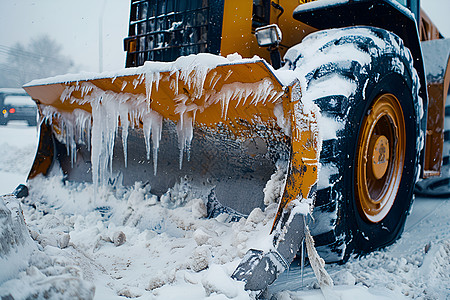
(0, 122, 38, 195)
(0, 122, 449, 299)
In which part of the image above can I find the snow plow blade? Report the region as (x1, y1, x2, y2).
(24, 56, 320, 290)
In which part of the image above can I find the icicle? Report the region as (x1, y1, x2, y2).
(177, 63, 211, 99)
(208, 71, 218, 88)
(203, 78, 283, 119)
(142, 110, 163, 175)
(81, 84, 93, 97)
(300, 238, 305, 288)
(89, 91, 126, 189)
(133, 78, 140, 89)
(60, 85, 76, 102)
(168, 70, 180, 94)
(74, 109, 92, 147)
(145, 72, 154, 110)
(154, 72, 161, 91)
(90, 99, 103, 191)
(176, 112, 194, 169)
(143, 116, 152, 161)
(118, 103, 130, 168)
(60, 82, 95, 104)
(65, 116, 76, 167)
(151, 114, 163, 175)
(40, 106, 93, 168)
(224, 69, 233, 81)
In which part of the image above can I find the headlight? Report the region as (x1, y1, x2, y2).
(255, 24, 282, 47)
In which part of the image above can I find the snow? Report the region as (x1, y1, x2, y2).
(263, 160, 288, 206)
(0, 88, 27, 94)
(24, 53, 261, 88)
(293, 0, 415, 21)
(4, 95, 36, 107)
(1, 122, 449, 299)
(293, 0, 349, 15)
(0, 123, 38, 195)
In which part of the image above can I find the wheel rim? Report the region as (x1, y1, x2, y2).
(356, 93, 406, 223)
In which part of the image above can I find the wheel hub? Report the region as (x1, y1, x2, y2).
(356, 93, 405, 223)
(370, 135, 390, 180)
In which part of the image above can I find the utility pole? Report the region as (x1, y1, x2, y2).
(99, 0, 106, 72)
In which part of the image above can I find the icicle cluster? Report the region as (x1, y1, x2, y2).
(40, 106, 92, 167)
(50, 81, 165, 189)
(41, 55, 285, 189)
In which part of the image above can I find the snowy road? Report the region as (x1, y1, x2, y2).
(269, 196, 450, 299)
(0, 122, 38, 195)
(0, 123, 449, 299)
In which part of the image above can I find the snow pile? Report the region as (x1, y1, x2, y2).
(9, 172, 448, 299)
(0, 197, 35, 283)
(0, 196, 95, 299)
(341, 241, 450, 299)
(272, 240, 450, 299)
(8, 175, 283, 299)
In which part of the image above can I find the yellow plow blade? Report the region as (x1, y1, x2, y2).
(24, 58, 318, 221)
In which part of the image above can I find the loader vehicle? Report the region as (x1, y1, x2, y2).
(22, 0, 450, 293)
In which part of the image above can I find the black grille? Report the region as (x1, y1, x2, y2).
(125, 0, 222, 67)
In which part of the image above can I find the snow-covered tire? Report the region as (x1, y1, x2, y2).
(285, 27, 423, 262)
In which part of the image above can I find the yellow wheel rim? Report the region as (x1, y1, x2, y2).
(356, 94, 405, 223)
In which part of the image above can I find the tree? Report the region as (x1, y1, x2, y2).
(0, 35, 75, 88)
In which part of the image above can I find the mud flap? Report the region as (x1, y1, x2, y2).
(231, 213, 306, 292)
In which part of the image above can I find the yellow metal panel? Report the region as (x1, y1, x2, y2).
(272, 82, 319, 232)
(272, 0, 316, 57)
(220, 0, 316, 61)
(220, 0, 254, 58)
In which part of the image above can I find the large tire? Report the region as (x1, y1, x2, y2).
(284, 27, 423, 262)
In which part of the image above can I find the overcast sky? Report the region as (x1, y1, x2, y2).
(0, 0, 448, 73)
(0, 0, 129, 72)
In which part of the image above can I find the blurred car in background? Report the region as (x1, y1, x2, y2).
(0, 88, 37, 126)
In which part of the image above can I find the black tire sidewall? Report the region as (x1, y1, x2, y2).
(342, 54, 419, 252)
